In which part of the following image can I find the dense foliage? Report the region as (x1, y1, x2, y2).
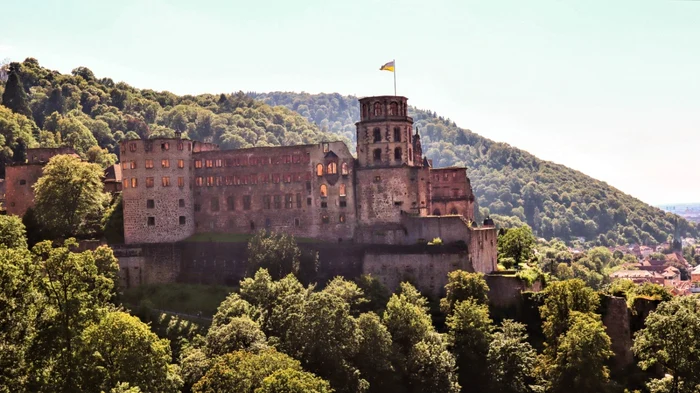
(251, 92, 698, 244)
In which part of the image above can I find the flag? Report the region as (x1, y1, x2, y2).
(379, 60, 395, 72)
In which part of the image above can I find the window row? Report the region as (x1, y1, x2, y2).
(433, 172, 459, 181)
(319, 184, 347, 198)
(195, 172, 313, 187)
(315, 162, 350, 176)
(146, 199, 187, 209)
(373, 147, 408, 162)
(371, 127, 408, 143)
(196, 195, 252, 211)
(147, 216, 187, 226)
(121, 159, 185, 170)
(125, 141, 191, 153)
(194, 153, 311, 169)
(123, 177, 185, 188)
(362, 101, 405, 117)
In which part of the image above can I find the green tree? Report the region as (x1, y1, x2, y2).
(78, 311, 182, 393)
(440, 270, 489, 314)
(0, 214, 28, 248)
(246, 230, 302, 280)
(498, 226, 536, 266)
(539, 279, 599, 350)
(353, 312, 395, 393)
(205, 315, 267, 356)
(633, 296, 700, 393)
(487, 320, 537, 393)
(1, 64, 32, 118)
(33, 154, 109, 238)
(354, 274, 389, 314)
(193, 349, 301, 393)
(257, 369, 334, 393)
(446, 299, 493, 391)
(322, 277, 368, 315)
(545, 312, 612, 393)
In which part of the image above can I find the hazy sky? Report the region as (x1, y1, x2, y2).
(1, 0, 699, 205)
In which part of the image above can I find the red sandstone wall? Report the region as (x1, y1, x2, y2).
(5, 164, 44, 217)
(429, 167, 475, 221)
(469, 227, 498, 273)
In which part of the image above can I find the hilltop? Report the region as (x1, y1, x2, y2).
(0, 58, 695, 245)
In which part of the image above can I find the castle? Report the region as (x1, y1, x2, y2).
(4, 95, 498, 294)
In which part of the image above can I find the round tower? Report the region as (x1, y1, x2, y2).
(120, 138, 195, 244)
(356, 96, 416, 168)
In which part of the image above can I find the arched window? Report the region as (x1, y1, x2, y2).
(373, 148, 382, 162)
(389, 102, 398, 115)
(339, 184, 346, 197)
(373, 102, 382, 116)
(394, 147, 402, 161)
(341, 162, 349, 175)
(393, 127, 401, 142)
(316, 163, 323, 176)
(373, 128, 381, 142)
(450, 208, 459, 215)
(433, 209, 441, 216)
(362, 104, 368, 118)
(320, 184, 328, 198)
(327, 162, 337, 174)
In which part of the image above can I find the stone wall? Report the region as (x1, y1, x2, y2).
(120, 139, 195, 244)
(429, 167, 475, 221)
(113, 243, 183, 288)
(469, 227, 498, 273)
(601, 295, 634, 371)
(5, 164, 43, 216)
(485, 274, 543, 309)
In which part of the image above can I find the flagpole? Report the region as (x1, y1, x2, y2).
(393, 59, 397, 96)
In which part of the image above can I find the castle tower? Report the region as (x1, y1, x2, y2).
(356, 96, 416, 168)
(120, 138, 195, 244)
(354, 96, 431, 228)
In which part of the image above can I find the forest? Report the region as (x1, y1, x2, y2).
(1, 217, 698, 393)
(0, 57, 696, 246)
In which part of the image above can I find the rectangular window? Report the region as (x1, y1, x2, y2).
(284, 174, 291, 183)
(339, 200, 347, 208)
(146, 177, 154, 188)
(211, 198, 219, 211)
(339, 213, 346, 223)
(162, 176, 170, 187)
(178, 177, 184, 187)
(129, 143, 137, 152)
(206, 176, 214, 186)
(179, 199, 185, 207)
(274, 195, 281, 209)
(226, 176, 233, 186)
(145, 159, 154, 169)
(263, 195, 271, 210)
(206, 159, 213, 168)
(196, 177, 203, 186)
(147, 199, 155, 209)
(131, 178, 137, 188)
(178, 159, 185, 169)
(130, 161, 137, 169)
(321, 201, 327, 208)
(121, 162, 128, 170)
(250, 174, 258, 185)
(285, 194, 293, 209)
(322, 214, 329, 224)
(296, 193, 302, 208)
(161, 159, 170, 168)
(243, 195, 251, 210)
(273, 174, 280, 183)
(195, 160, 202, 168)
(177, 141, 184, 151)
(307, 197, 312, 206)
(194, 204, 201, 212)
(147, 217, 155, 226)
(161, 142, 169, 151)
(122, 179, 128, 188)
(216, 176, 223, 186)
(215, 159, 222, 167)
(227, 196, 235, 211)
(179, 216, 186, 225)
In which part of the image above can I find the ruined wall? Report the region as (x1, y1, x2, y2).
(600, 295, 634, 371)
(469, 227, 498, 273)
(120, 139, 195, 244)
(485, 274, 543, 309)
(362, 250, 469, 298)
(403, 215, 472, 244)
(429, 167, 475, 221)
(355, 166, 430, 226)
(113, 243, 182, 288)
(192, 141, 357, 242)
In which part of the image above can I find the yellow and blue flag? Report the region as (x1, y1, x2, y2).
(379, 60, 395, 72)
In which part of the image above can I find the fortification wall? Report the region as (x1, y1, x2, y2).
(355, 166, 430, 226)
(113, 243, 182, 288)
(485, 274, 543, 309)
(429, 167, 475, 221)
(403, 215, 471, 244)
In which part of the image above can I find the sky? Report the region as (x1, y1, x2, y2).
(1, 0, 699, 205)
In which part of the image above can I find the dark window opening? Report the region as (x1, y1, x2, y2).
(393, 127, 401, 142)
(194, 204, 201, 212)
(250, 221, 255, 230)
(243, 195, 251, 210)
(373, 148, 382, 162)
(179, 216, 186, 225)
(394, 147, 402, 161)
(433, 209, 441, 216)
(306, 181, 311, 192)
(265, 218, 271, 229)
(394, 201, 403, 206)
(19, 179, 26, 185)
(147, 199, 155, 209)
(450, 208, 459, 215)
(274, 195, 281, 209)
(296, 193, 302, 208)
(307, 197, 312, 206)
(227, 196, 235, 211)
(147, 217, 155, 226)
(322, 214, 330, 224)
(339, 200, 347, 208)
(321, 201, 327, 208)
(373, 128, 381, 142)
(263, 195, 271, 210)
(294, 218, 300, 227)
(211, 198, 219, 211)
(179, 199, 185, 207)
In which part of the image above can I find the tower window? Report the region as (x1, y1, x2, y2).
(433, 209, 441, 216)
(146, 199, 154, 209)
(320, 184, 328, 198)
(316, 163, 323, 176)
(146, 177, 154, 188)
(394, 147, 402, 161)
(178, 177, 184, 187)
(179, 216, 186, 225)
(285, 194, 293, 209)
(294, 218, 300, 227)
(131, 178, 137, 188)
(179, 199, 185, 207)
(322, 143, 329, 153)
(162, 177, 170, 187)
(389, 102, 398, 116)
(373, 128, 381, 142)
(161, 159, 169, 168)
(145, 159, 154, 169)
(19, 179, 26, 185)
(394, 127, 401, 142)
(178, 159, 184, 168)
(327, 162, 337, 174)
(339, 184, 346, 197)
(373, 102, 382, 116)
(147, 217, 155, 226)
(296, 193, 302, 208)
(373, 148, 382, 162)
(341, 162, 349, 175)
